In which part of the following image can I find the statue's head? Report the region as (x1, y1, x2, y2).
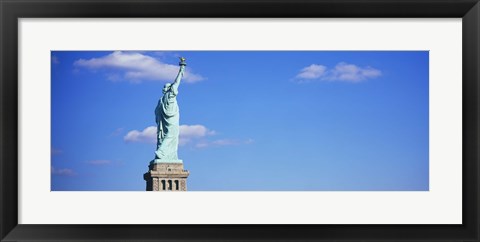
(163, 83, 171, 94)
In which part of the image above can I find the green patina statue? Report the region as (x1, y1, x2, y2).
(152, 57, 187, 164)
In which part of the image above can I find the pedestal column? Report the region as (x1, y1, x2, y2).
(144, 162, 189, 191)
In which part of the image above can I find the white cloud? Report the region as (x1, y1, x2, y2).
(51, 167, 75, 176)
(124, 124, 215, 145)
(74, 51, 204, 83)
(212, 139, 237, 146)
(195, 142, 209, 148)
(124, 124, 251, 148)
(327, 62, 382, 82)
(295, 64, 327, 79)
(295, 62, 381, 83)
(124, 126, 157, 143)
(51, 55, 59, 64)
(86, 160, 112, 165)
(179, 124, 216, 145)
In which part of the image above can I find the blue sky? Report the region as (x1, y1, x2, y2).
(51, 51, 429, 191)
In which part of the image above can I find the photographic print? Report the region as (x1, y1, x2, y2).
(51, 50, 429, 191)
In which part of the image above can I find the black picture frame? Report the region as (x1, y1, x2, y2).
(1, 0, 479, 241)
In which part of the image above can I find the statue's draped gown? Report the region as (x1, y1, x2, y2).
(154, 66, 184, 162)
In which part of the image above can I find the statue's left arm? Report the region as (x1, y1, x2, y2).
(171, 65, 185, 96)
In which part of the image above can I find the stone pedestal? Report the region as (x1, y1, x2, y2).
(144, 162, 189, 191)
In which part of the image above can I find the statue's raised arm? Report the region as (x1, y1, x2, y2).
(171, 57, 186, 95)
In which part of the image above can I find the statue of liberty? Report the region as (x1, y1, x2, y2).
(152, 57, 186, 164)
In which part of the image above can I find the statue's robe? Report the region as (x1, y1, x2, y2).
(154, 82, 180, 162)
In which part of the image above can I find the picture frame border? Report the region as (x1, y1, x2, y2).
(1, 0, 479, 241)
